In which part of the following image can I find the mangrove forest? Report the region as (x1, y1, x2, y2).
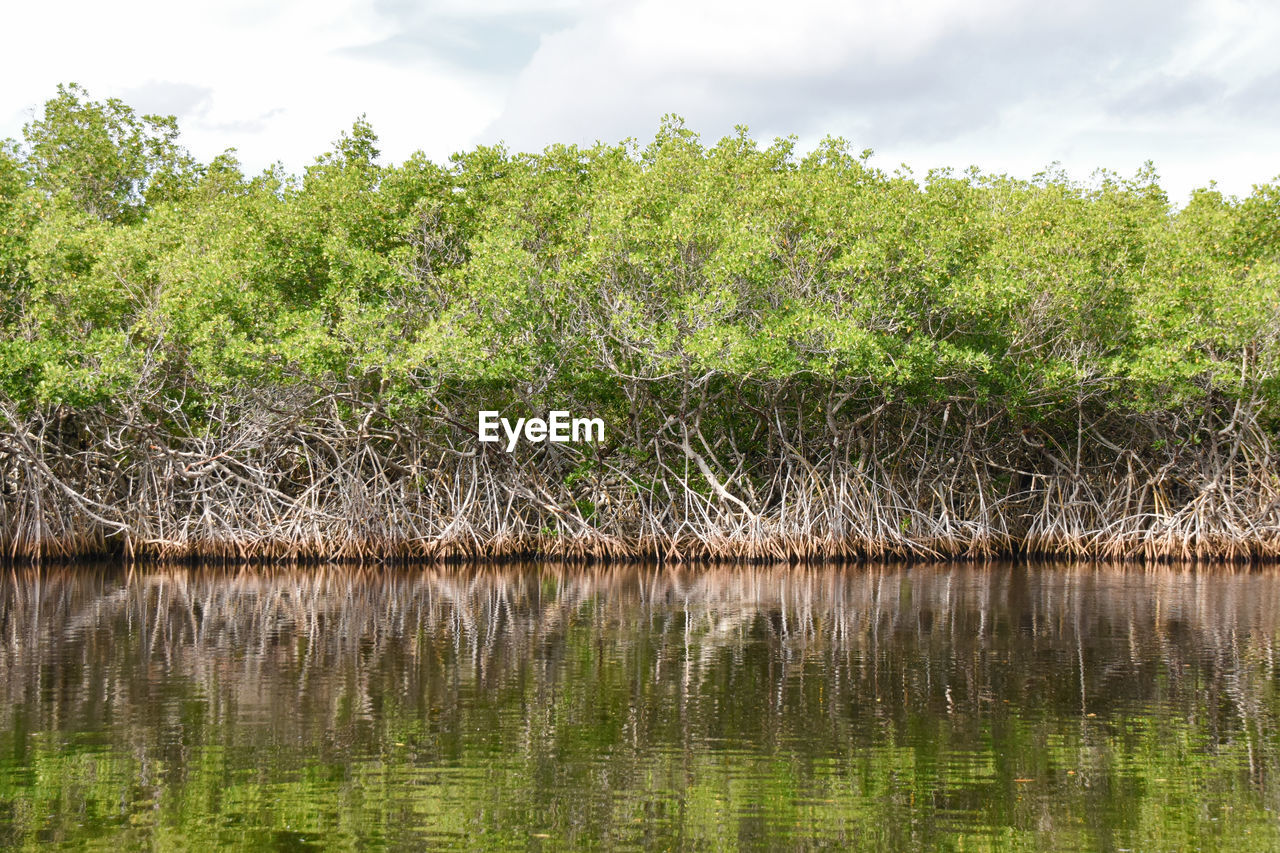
(1, 84, 1278, 563)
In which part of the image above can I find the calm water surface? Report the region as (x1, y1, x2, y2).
(2, 563, 1280, 850)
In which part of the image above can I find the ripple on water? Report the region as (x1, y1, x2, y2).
(2, 563, 1280, 850)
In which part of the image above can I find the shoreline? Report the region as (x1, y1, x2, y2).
(5, 405, 1278, 565)
(6, 521, 1278, 566)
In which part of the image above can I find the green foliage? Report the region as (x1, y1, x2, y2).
(22, 83, 193, 222)
(1, 85, 1277, 429)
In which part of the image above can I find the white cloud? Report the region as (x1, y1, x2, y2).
(2, 0, 1277, 201)
(481, 0, 1280, 200)
(1, 0, 500, 171)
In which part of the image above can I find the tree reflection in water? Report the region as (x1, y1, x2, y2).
(2, 563, 1279, 849)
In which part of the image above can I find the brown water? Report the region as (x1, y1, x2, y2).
(2, 563, 1280, 850)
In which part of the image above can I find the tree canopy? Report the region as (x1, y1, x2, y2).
(0, 87, 1276, 562)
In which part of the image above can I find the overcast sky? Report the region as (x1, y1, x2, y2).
(3, 0, 1278, 202)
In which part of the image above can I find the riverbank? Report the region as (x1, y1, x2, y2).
(1, 89, 1277, 564)
(2, 389, 1277, 564)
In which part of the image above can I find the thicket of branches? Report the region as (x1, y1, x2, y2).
(0, 85, 1277, 562)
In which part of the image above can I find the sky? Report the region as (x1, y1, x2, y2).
(2, 0, 1278, 203)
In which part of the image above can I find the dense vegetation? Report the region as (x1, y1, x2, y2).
(0, 85, 1277, 562)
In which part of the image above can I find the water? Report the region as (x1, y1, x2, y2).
(2, 564, 1279, 850)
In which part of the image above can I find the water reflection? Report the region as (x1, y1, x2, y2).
(2, 564, 1280, 849)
